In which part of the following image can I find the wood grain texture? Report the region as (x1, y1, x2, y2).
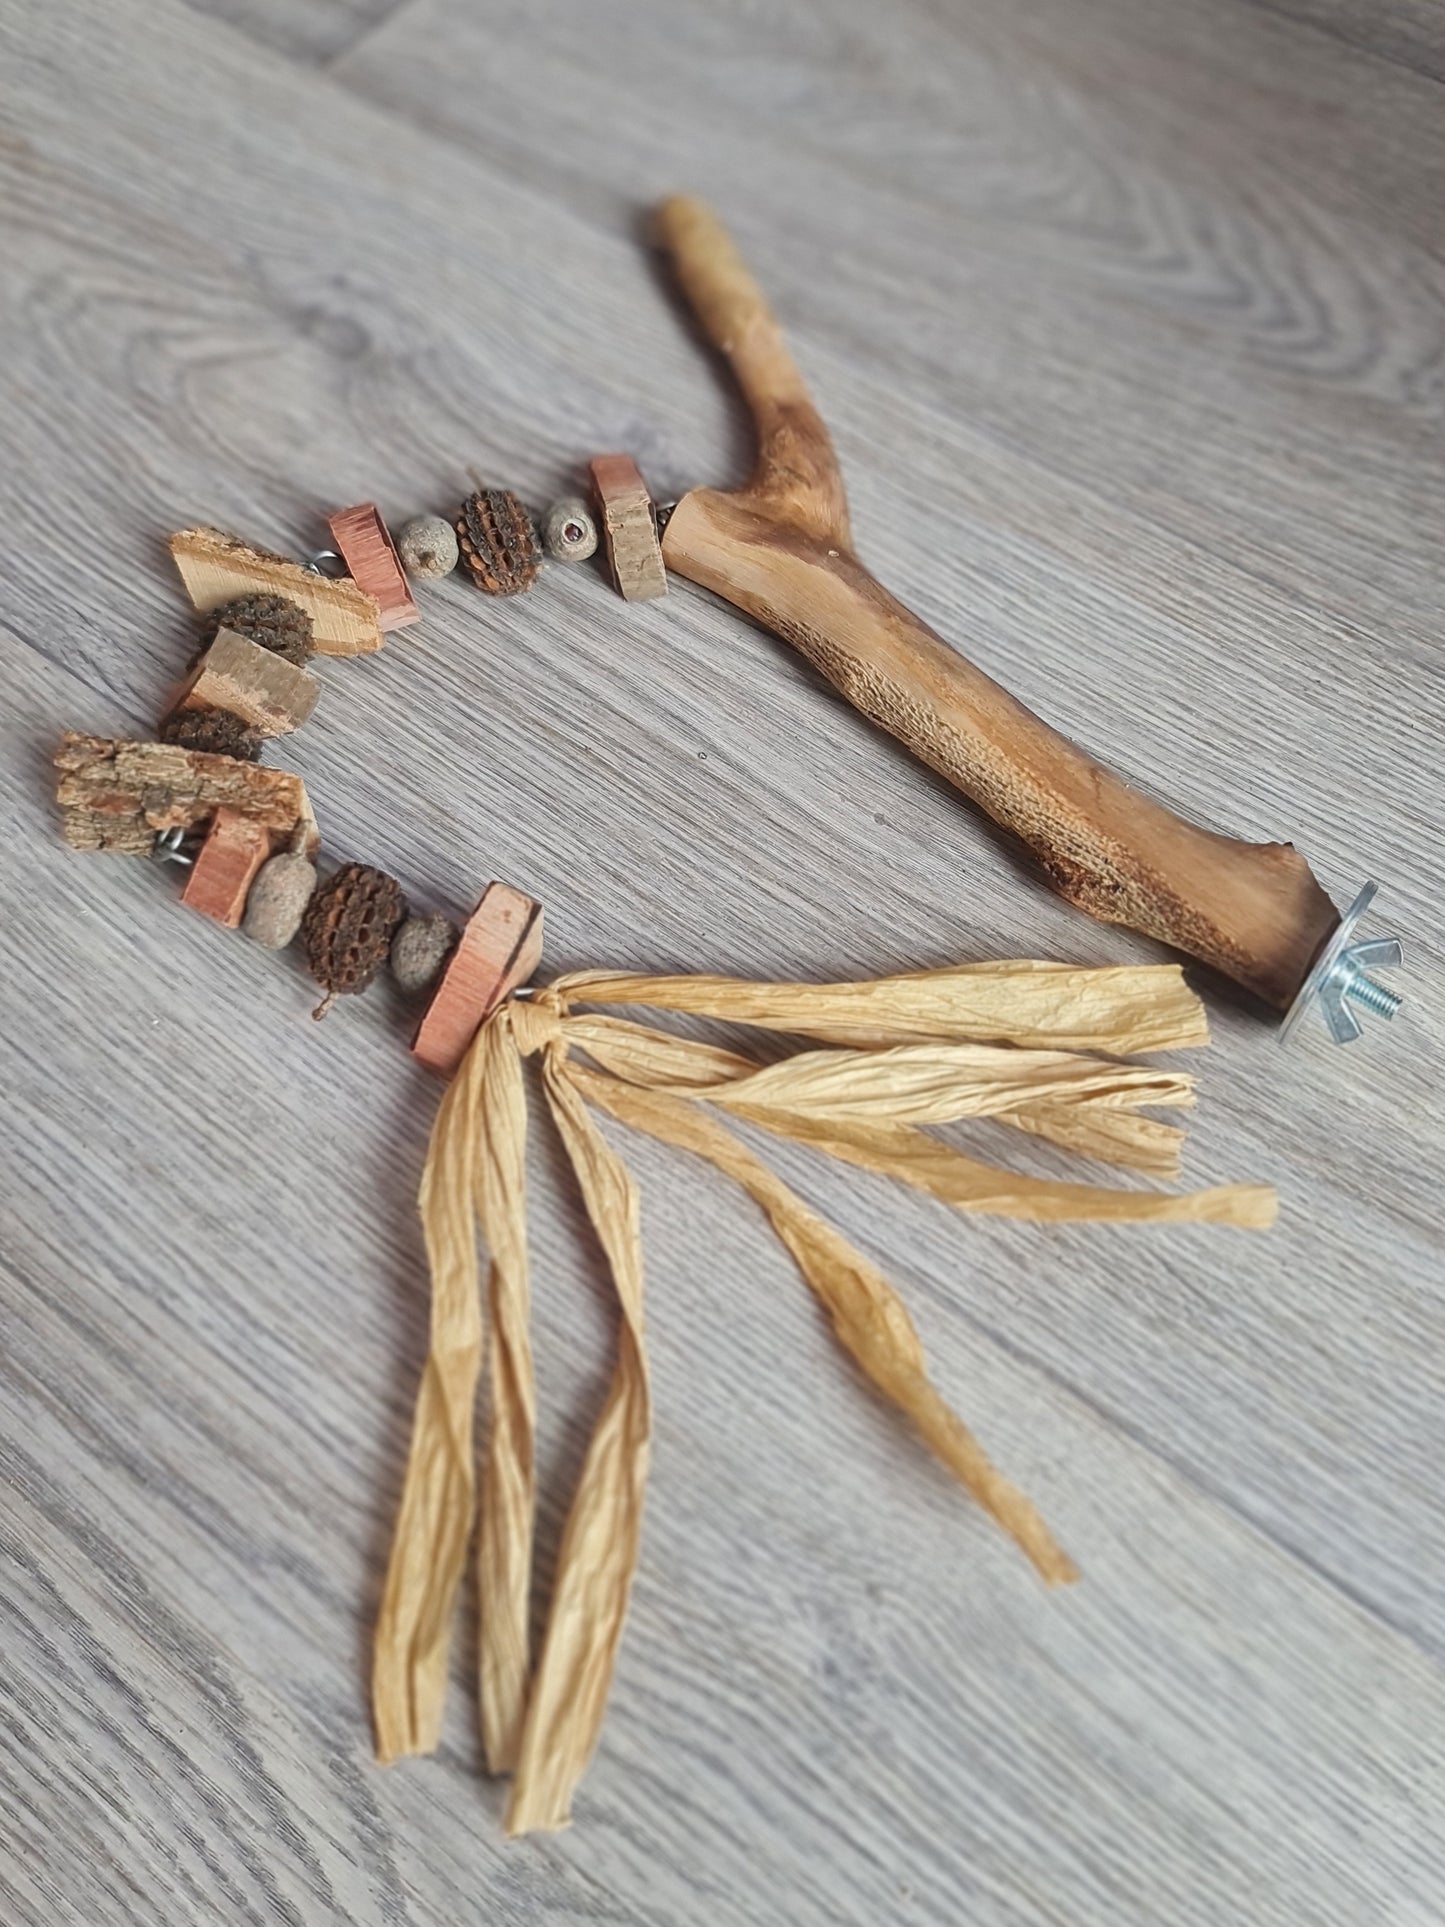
(0, 1, 1442, 1923)
(181, 0, 408, 65)
(1247, 0, 1445, 81)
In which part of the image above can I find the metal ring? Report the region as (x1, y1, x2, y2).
(302, 548, 346, 578)
(150, 827, 195, 867)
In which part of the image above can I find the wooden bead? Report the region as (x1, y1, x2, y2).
(542, 497, 598, 563)
(168, 525, 383, 656)
(390, 913, 458, 994)
(396, 516, 459, 580)
(412, 883, 543, 1076)
(241, 848, 317, 949)
(176, 627, 320, 737)
(55, 734, 312, 856)
(180, 807, 272, 927)
(326, 504, 420, 631)
(588, 454, 667, 601)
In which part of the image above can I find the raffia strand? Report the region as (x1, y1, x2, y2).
(373, 960, 1273, 1832)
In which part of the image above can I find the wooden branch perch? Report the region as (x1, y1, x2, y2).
(654, 195, 1338, 1009)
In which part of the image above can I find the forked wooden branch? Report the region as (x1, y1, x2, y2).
(654, 195, 1338, 1009)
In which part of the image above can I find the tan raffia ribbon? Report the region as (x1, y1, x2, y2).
(372, 960, 1274, 1833)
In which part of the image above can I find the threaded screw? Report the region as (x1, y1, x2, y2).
(1340, 968, 1402, 1022)
(1280, 883, 1404, 1047)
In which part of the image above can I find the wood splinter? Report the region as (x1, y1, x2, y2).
(653, 195, 1339, 1010)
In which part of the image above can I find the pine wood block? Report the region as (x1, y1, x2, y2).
(180, 807, 272, 927)
(589, 454, 667, 601)
(168, 526, 384, 656)
(412, 883, 544, 1077)
(177, 628, 320, 736)
(55, 733, 312, 855)
(326, 504, 419, 631)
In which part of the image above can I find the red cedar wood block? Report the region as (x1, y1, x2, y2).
(588, 454, 667, 602)
(180, 807, 273, 928)
(412, 883, 544, 1077)
(178, 627, 320, 735)
(326, 504, 420, 631)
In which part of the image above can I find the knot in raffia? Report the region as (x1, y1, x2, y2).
(506, 989, 564, 1056)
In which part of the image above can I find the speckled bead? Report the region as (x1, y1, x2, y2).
(390, 912, 459, 994)
(543, 497, 599, 563)
(396, 515, 459, 581)
(241, 848, 318, 949)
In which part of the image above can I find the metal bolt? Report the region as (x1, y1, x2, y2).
(1279, 882, 1404, 1046)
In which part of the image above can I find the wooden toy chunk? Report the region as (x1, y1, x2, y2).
(326, 504, 420, 630)
(180, 807, 272, 927)
(412, 883, 544, 1076)
(55, 733, 312, 855)
(588, 454, 667, 601)
(168, 526, 383, 655)
(177, 627, 320, 736)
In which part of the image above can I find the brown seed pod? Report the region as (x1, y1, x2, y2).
(199, 592, 315, 665)
(159, 705, 264, 761)
(301, 862, 407, 1016)
(455, 489, 541, 595)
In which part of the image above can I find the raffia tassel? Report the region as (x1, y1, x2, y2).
(371, 960, 1275, 1835)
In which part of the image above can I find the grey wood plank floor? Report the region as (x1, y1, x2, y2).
(2, 1, 1442, 1921)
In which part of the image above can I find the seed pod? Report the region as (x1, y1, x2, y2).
(542, 497, 598, 563)
(200, 592, 315, 666)
(301, 862, 407, 1015)
(390, 912, 459, 994)
(396, 515, 460, 580)
(456, 489, 541, 595)
(159, 705, 265, 761)
(242, 848, 318, 949)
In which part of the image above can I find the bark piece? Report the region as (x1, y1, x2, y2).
(168, 525, 383, 656)
(589, 454, 667, 601)
(55, 732, 310, 855)
(412, 883, 544, 1076)
(326, 504, 420, 630)
(653, 195, 1338, 1009)
(176, 627, 320, 737)
(180, 807, 273, 927)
